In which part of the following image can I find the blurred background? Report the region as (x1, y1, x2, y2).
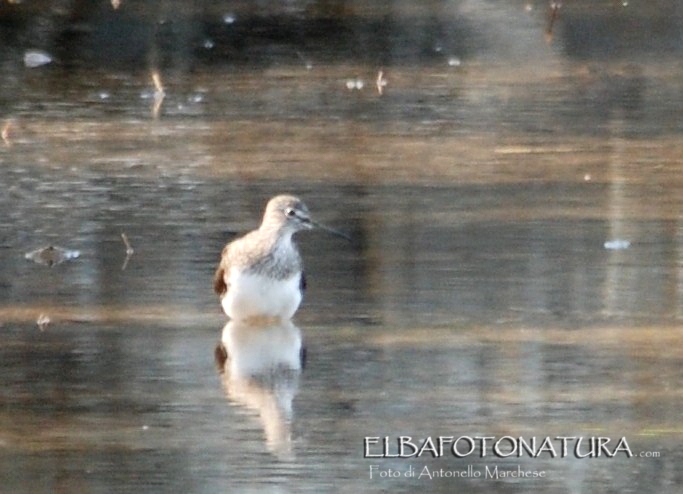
(1, 1, 682, 493)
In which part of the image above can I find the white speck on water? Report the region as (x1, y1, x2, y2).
(604, 239, 631, 250)
(223, 13, 235, 24)
(36, 314, 50, 331)
(63, 249, 80, 260)
(448, 57, 461, 67)
(346, 78, 364, 91)
(203, 39, 215, 49)
(295, 51, 313, 70)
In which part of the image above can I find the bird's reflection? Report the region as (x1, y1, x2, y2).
(215, 319, 304, 460)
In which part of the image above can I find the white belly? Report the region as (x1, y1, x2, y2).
(222, 269, 303, 321)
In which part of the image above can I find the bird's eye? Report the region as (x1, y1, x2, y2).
(285, 208, 296, 217)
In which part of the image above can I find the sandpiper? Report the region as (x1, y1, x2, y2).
(213, 194, 348, 322)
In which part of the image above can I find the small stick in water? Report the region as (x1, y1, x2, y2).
(121, 233, 135, 270)
(376, 70, 387, 96)
(545, 1, 562, 43)
(151, 70, 165, 118)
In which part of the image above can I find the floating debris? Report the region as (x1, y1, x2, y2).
(545, 1, 562, 43)
(151, 70, 165, 118)
(25, 245, 80, 267)
(121, 233, 134, 255)
(188, 93, 204, 104)
(111, 0, 121, 9)
(121, 233, 135, 270)
(376, 70, 387, 95)
(604, 239, 631, 251)
(295, 50, 313, 70)
(345, 78, 364, 91)
(23, 50, 53, 68)
(36, 314, 50, 331)
(223, 13, 236, 24)
(447, 57, 461, 67)
(152, 71, 164, 96)
(1, 120, 12, 146)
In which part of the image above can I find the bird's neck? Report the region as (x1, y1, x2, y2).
(259, 224, 295, 248)
(246, 227, 301, 278)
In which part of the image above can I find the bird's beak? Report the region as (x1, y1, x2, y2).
(310, 219, 352, 241)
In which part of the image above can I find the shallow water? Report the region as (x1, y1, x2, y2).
(1, 1, 683, 492)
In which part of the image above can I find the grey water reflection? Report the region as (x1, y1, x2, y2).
(216, 319, 304, 460)
(1, 0, 683, 492)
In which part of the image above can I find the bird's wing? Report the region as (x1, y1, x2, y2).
(299, 344, 307, 370)
(299, 271, 307, 293)
(213, 245, 230, 296)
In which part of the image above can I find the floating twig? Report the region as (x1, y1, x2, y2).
(121, 232, 135, 270)
(151, 70, 165, 118)
(376, 70, 387, 95)
(545, 1, 562, 43)
(152, 71, 164, 94)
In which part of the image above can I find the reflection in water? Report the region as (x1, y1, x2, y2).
(604, 116, 630, 317)
(216, 319, 304, 460)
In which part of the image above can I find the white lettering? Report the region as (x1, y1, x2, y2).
(364, 437, 381, 458)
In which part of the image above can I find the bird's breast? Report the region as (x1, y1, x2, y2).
(223, 269, 303, 321)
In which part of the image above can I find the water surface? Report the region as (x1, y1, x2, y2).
(1, 1, 683, 492)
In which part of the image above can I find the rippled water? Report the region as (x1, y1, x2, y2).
(1, 1, 683, 492)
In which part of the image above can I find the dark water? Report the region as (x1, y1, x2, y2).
(1, 1, 683, 492)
